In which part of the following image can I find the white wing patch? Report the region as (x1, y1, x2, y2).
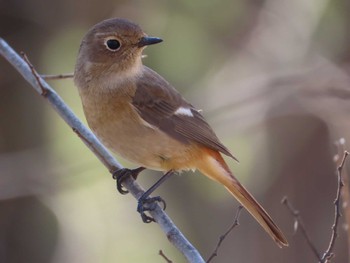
(174, 107, 193, 117)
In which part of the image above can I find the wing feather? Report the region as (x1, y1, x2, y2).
(131, 66, 237, 160)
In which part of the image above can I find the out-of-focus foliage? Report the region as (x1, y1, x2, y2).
(1, 0, 350, 262)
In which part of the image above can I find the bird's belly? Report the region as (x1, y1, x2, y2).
(86, 107, 198, 171)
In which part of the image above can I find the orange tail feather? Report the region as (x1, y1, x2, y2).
(196, 148, 288, 247)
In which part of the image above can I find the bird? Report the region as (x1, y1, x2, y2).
(74, 18, 288, 247)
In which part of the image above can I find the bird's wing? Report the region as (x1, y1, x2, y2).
(131, 67, 237, 160)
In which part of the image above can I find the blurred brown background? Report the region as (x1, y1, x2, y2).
(1, 0, 350, 262)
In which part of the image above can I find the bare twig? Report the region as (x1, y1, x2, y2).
(206, 206, 243, 263)
(0, 38, 205, 263)
(333, 138, 346, 165)
(281, 196, 322, 261)
(334, 139, 350, 257)
(20, 52, 48, 96)
(41, 73, 74, 80)
(159, 250, 173, 263)
(282, 150, 349, 263)
(320, 150, 348, 262)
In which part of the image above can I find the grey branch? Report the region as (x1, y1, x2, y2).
(0, 37, 205, 263)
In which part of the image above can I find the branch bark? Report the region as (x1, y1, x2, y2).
(0, 37, 205, 263)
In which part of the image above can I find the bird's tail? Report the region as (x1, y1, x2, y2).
(196, 148, 288, 248)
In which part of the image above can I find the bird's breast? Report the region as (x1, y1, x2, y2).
(79, 88, 199, 171)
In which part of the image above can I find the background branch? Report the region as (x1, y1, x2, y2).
(0, 37, 205, 263)
(282, 197, 321, 261)
(159, 250, 173, 263)
(206, 205, 243, 263)
(334, 139, 350, 258)
(320, 150, 348, 262)
(282, 150, 349, 263)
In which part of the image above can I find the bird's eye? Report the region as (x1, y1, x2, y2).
(105, 38, 121, 51)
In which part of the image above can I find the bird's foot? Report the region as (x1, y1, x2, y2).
(112, 167, 145, 194)
(137, 195, 166, 223)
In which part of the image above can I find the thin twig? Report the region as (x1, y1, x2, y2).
(41, 73, 74, 80)
(320, 150, 349, 262)
(334, 139, 350, 257)
(20, 52, 48, 96)
(159, 250, 173, 263)
(281, 196, 322, 261)
(206, 206, 243, 263)
(0, 38, 205, 263)
(282, 150, 349, 263)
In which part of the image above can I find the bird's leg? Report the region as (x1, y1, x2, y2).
(137, 170, 175, 223)
(112, 167, 146, 194)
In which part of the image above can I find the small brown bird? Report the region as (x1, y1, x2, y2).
(74, 18, 288, 247)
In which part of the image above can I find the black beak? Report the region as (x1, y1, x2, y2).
(138, 36, 163, 47)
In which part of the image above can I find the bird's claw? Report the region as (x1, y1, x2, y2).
(113, 167, 167, 223)
(137, 196, 166, 223)
(112, 167, 145, 195)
